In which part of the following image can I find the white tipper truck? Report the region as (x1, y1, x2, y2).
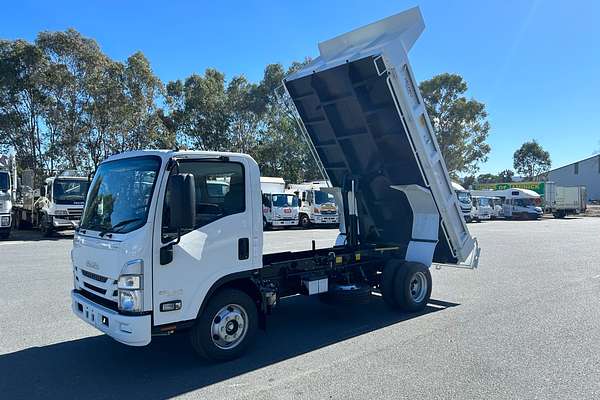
(70, 7, 479, 362)
(289, 181, 339, 228)
(260, 177, 300, 229)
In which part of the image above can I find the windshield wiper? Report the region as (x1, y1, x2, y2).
(98, 218, 143, 237)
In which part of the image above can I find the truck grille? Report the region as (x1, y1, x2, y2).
(83, 282, 106, 295)
(77, 268, 118, 304)
(81, 269, 108, 283)
(68, 208, 83, 216)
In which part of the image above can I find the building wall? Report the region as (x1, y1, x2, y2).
(547, 155, 600, 200)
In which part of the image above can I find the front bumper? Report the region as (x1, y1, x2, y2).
(479, 213, 491, 220)
(312, 215, 339, 224)
(272, 219, 298, 226)
(71, 290, 151, 346)
(52, 216, 80, 228)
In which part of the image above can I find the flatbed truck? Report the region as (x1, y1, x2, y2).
(70, 7, 479, 361)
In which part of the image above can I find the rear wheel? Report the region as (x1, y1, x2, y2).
(190, 289, 258, 361)
(393, 262, 432, 312)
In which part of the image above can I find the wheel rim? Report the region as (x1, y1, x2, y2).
(302, 216, 309, 226)
(211, 304, 248, 350)
(409, 271, 427, 303)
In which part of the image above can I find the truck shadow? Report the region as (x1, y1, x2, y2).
(1, 230, 74, 242)
(0, 296, 458, 399)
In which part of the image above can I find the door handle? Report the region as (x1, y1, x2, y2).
(238, 238, 249, 260)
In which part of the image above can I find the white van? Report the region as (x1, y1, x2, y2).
(494, 188, 543, 220)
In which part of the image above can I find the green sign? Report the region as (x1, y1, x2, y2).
(474, 181, 545, 195)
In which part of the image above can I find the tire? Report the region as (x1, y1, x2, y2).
(299, 214, 311, 229)
(190, 288, 258, 362)
(381, 259, 402, 307)
(393, 262, 432, 312)
(40, 214, 53, 237)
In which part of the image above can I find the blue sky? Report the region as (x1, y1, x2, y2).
(1, 0, 599, 175)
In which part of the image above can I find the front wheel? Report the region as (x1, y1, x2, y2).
(190, 288, 258, 362)
(40, 214, 53, 237)
(299, 214, 311, 229)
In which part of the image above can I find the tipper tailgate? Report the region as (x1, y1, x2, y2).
(284, 7, 476, 264)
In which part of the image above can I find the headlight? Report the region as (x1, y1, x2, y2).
(119, 290, 143, 312)
(118, 275, 141, 290)
(313, 207, 320, 214)
(118, 259, 144, 312)
(54, 209, 68, 216)
(0, 216, 9, 226)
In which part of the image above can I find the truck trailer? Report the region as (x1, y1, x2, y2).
(544, 182, 586, 218)
(70, 7, 479, 362)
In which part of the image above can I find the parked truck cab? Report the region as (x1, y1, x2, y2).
(40, 175, 90, 235)
(470, 196, 493, 222)
(452, 182, 473, 223)
(289, 181, 339, 228)
(0, 169, 12, 239)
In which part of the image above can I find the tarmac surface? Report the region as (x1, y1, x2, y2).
(1, 217, 599, 399)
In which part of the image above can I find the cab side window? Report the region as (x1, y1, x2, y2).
(162, 161, 245, 240)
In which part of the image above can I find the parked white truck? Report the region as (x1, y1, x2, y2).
(13, 171, 90, 235)
(452, 182, 473, 223)
(260, 177, 299, 229)
(289, 181, 339, 228)
(470, 196, 493, 222)
(544, 182, 587, 218)
(70, 7, 479, 361)
(0, 168, 13, 239)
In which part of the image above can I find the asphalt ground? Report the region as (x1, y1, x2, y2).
(0, 217, 599, 399)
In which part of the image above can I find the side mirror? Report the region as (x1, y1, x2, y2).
(167, 173, 196, 231)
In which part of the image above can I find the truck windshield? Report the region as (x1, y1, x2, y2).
(0, 172, 8, 191)
(457, 191, 471, 204)
(314, 190, 335, 205)
(479, 197, 490, 207)
(80, 156, 161, 234)
(53, 179, 90, 204)
(271, 194, 298, 207)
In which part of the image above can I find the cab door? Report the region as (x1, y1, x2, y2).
(152, 157, 257, 326)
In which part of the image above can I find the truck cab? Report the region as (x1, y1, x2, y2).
(41, 175, 90, 235)
(470, 196, 493, 222)
(0, 169, 12, 239)
(452, 182, 473, 223)
(260, 177, 299, 228)
(289, 181, 339, 228)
